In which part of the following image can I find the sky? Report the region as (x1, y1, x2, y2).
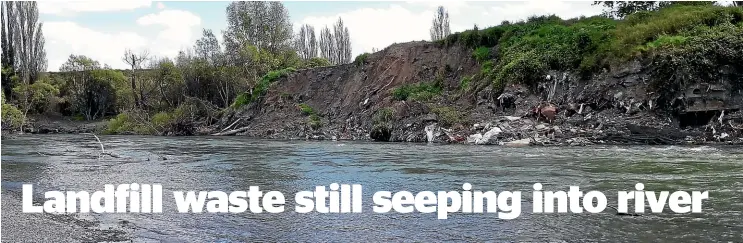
(39, 1, 607, 71)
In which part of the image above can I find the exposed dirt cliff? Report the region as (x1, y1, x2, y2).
(218, 41, 743, 145)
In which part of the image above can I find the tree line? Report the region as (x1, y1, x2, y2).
(593, 1, 743, 18)
(0, 1, 359, 132)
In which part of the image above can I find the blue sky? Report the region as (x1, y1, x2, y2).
(38, 1, 608, 71)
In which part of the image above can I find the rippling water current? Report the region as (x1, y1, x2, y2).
(2, 135, 742, 242)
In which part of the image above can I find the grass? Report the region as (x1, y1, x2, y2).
(472, 46, 490, 62)
(298, 103, 315, 116)
(392, 82, 442, 101)
(373, 107, 394, 125)
(308, 114, 322, 129)
(459, 76, 471, 91)
(297, 103, 322, 129)
(231, 67, 296, 108)
(430, 106, 464, 127)
(437, 5, 743, 90)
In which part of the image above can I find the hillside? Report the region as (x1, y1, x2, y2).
(217, 5, 743, 145)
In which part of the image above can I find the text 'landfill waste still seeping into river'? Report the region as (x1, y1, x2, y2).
(22, 183, 709, 219)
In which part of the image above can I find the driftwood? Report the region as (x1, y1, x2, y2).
(220, 117, 244, 133)
(80, 133, 121, 158)
(212, 126, 250, 136)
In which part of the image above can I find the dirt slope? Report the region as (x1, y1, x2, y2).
(220, 41, 743, 145)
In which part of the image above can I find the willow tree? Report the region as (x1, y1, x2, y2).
(430, 6, 450, 41)
(333, 17, 351, 65)
(1, 1, 47, 120)
(319, 25, 335, 64)
(223, 1, 293, 57)
(295, 24, 318, 60)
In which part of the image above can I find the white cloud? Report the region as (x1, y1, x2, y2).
(157, 2, 166, 10)
(137, 10, 201, 28)
(296, 1, 605, 58)
(297, 4, 434, 57)
(44, 21, 148, 70)
(39, 1, 152, 16)
(137, 10, 203, 59)
(43, 9, 202, 71)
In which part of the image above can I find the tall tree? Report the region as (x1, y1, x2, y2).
(13, 1, 46, 84)
(3, 2, 47, 119)
(122, 49, 149, 108)
(294, 24, 318, 60)
(223, 1, 293, 57)
(195, 29, 222, 65)
(333, 17, 351, 65)
(319, 25, 335, 64)
(1, 2, 16, 98)
(430, 6, 450, 41)
(265, 2, 293, 53)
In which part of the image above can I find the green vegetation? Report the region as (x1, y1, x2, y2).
(231, 68, 296, 108)
(430, 106, 464, 127)
(2, 1, 357, 135)
(438, 4, 743, 91)
(353, 53, 370, 66)
(296, 103, 321, 129)
(308, 114, 322, 129)
(391, 82, 443, 101)
(646, 22, 743, 104)
(4, 2, 743, 137)
(370, 107, 394, 142)
(105, 99, 213, 135)
(304, 57, 332, 68)
(1, 92, 24, 130)
(373, 107, 394, 125)
(472, 46, 490, 62)
(298, 103, 316, 116)
(459, 76, 472, 91)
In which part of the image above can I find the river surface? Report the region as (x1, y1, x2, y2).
(2, 134, 742, 242)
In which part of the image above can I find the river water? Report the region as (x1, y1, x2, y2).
(2, 134, 742, 242)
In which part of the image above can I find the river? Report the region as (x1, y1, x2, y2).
(2, 134, 742, 242)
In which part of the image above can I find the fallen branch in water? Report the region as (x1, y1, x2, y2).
(212, 126, 250, 136)
(220, 117, 244, 133)
(80, 133, 120, 158)
(81, 132, 105, 156)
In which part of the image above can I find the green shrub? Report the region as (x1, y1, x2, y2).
(373, 107, 394, 125)
(308, 114, 322, 129)
(353, 53, 370, 66)
(231, 67, 296, 108)
(473, 46, 490, 62)
(105, 113, 135, 135)
(1, 96, 24, 130)
(151, 111, 173, 130)
(430, 106, 464, 127)
(480, 60, 494, 77)
(304, 57, 331, 68)
(391, 82, 442, 101)
(459, 76, 472, 91)
(231, 93, 251, 109)
(298, 103, 315, 116)
(638, 35, 688, 52)
(493, 51, 548, 90)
